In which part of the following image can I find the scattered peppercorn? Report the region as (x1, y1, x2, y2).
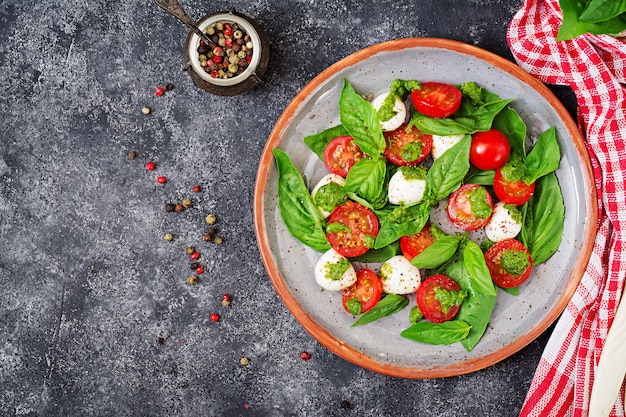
(141, 106, 151, 115)
(190, 262, 200, 270)
(205, 213, 217, 225)
(193, 185, 201, 193)
(175, 204, 184, 212)
(221, 299, 231, 307)
(188, 275, 199, 285)
(127, 150, 136, 160)
(182, 198, 192, 208)
(340, 400, 351, 410)
(240, 357, 250, 366)
(164, 233, 174, 241)
(196, 264, 204, 275)
(157, 337, 165, 345)
(145, 161, 155, 171)
(165, 203, 175, 212)
(203, 233, 212, 242)
(155, 86, 164, 96)
(157, 176, 167, 184)
(190, 251, 200, 260)
(210, 313, 219, 322)
(186, 246, 195, 255)
(164, 83, 174, 91)
(300, 351, 311, 361)
(213, 236, 223, 245)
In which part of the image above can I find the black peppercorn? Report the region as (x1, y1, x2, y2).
(165, 203, 175, 212)
(190, 262, 200, 270)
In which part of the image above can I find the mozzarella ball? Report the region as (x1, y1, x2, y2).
(485, 202, 523, 242)
(431, 134, 465, 159)
(388, 169, 427, 206)
(371, 92, 407, 132)
(314, 248, 357, 291)
(310, 174, 346, 217)
(379, 255, 422, 294)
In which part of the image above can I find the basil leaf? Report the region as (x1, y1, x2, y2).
(501, 286, 519, 296)
(272, 149, 331, 252)
(410, 235, 463, 269)
(344, 158, 388, 209)
(408, 305, 423, 324)
(579, 0, 626, 23)
(425, 134, 471, 202)
(492, 106, 527, 157)
(445, 258, 497, 352)
(303, 124, 350, 161)
(339, 79, 386, 158)
(557, 0, 626, 40)
(351, 240, 400, 263)
(462, 240, 498, 297)
(465, 168, 495, 186)
(524, 126, 560, 184)
(400, 320, 471, 345)
(374, 202, 430, 249)
(410, 90, 513, 136)
(522, 172, 565, 264)
(351, 294, 409, 327)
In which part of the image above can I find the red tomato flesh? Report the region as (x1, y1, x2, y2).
(416, 274, 465, 323)
(400, 224, 436, 261)
(323, 135, 363, 177)
(342, 268, 383, 314)
(446, 184, 494, 231)
(326, 201, 379, 258)
(383, 124, 432, 166)
(484, 239, 533, 288)
(411, 82, 463, 119)
(469, 129, 511, 171)
(493, 167, 535, 206)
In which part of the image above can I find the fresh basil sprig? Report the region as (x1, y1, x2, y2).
(272, 149, 331, 252)
(351, 294, 409, 327)
(339, 79, 386, 158)
(557, 0, 626, 40)
(400, 320, 472, 345)
(303, 124, 350, 161)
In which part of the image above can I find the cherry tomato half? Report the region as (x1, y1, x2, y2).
(411, 82, 463, 119)
(484, 238, 533, 288)
(341, 268, 383, 314)
(469, 129, 511, 171)
(326, 201, 379, 258)
(383, 124, 432, 166)
(400, 224, 436, 261)
(446, 184, 494, 231)
(323, 136, 363, 177)
(416, 274, 465, 323)
(493, 167, 535, 206)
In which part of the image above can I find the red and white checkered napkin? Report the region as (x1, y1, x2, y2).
(507, 0, 626, 416)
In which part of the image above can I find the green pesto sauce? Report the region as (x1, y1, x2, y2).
(500, 152, 526, 182)
(500, 250, 530, 276)
(379, 262, 393, 281)
(314, 181, 346, 212)
(468, 186, 493, 219)
(400, 141, 423, 162)
(399, 165, 427, 181)
(325, 258, 351, 281)
(377, 79, 422, 121)
(326, 221, 351, 234)
(504, 204, 522, 223)
(459, 81, 485, 106)
(377, 97, 398, 122)
(434, 287, 468, 314)
(362, 234, 375, 249)
(388, 205, 411, 223)
(346, 297, 362, 315)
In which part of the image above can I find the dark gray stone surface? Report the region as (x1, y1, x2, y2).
(0, 1, 576, 416)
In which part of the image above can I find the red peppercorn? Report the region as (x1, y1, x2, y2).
(157, 176, 167, 184)
(155, 86, 164, 96)
(145, 161, 155, 171)
(193, 185, 201, 193)
(210, 313, 219, 322)
(196, 264, 204, 275)
(222, 294, 231, 302)
(225, 38, 233, 47)
(213, 55, 223, 64)
(300, 351, 311, 361)
(224, 28, 233, 37)
(190, 251, 200, 260)
(246, 55, 252, 63)
(210, 70, 219, 78)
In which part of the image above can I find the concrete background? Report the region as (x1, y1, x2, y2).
(0, 1, 577, 416)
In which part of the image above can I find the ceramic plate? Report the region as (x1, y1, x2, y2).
(254, 38, 597, 378)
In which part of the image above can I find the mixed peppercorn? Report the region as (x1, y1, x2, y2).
(196, 21, 254, 79)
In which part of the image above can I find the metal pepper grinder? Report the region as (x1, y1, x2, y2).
(155, 0, 270, 96)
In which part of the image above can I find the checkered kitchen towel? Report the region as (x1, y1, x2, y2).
(507, 0, 626, 416)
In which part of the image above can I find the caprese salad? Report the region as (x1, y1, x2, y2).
(273, 78, 564, 351)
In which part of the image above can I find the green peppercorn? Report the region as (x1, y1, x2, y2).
(164, 233, 174, 241)
(213, 236, 223, 245)
(233, 30, 243, 39)
(205, 213, 217, 225)
(206, 26, 215, 35)
(228, 63, 238, 73)
(182, 198, 192, 208)
(127, 150, 136, 159)
(240, 357, 249, 366)
(186, 246, 195, 255)
(188, 275, 199, 285)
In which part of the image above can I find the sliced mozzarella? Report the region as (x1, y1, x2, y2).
(310, 174, 346, 217)
(388, 170, 426, 206)
(371, 92, 407, 132)
(314, 248, 357, 291)
(379, 255, 421, 294)
(484, 202, 522, 242)
(431, 134, 465, 159)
